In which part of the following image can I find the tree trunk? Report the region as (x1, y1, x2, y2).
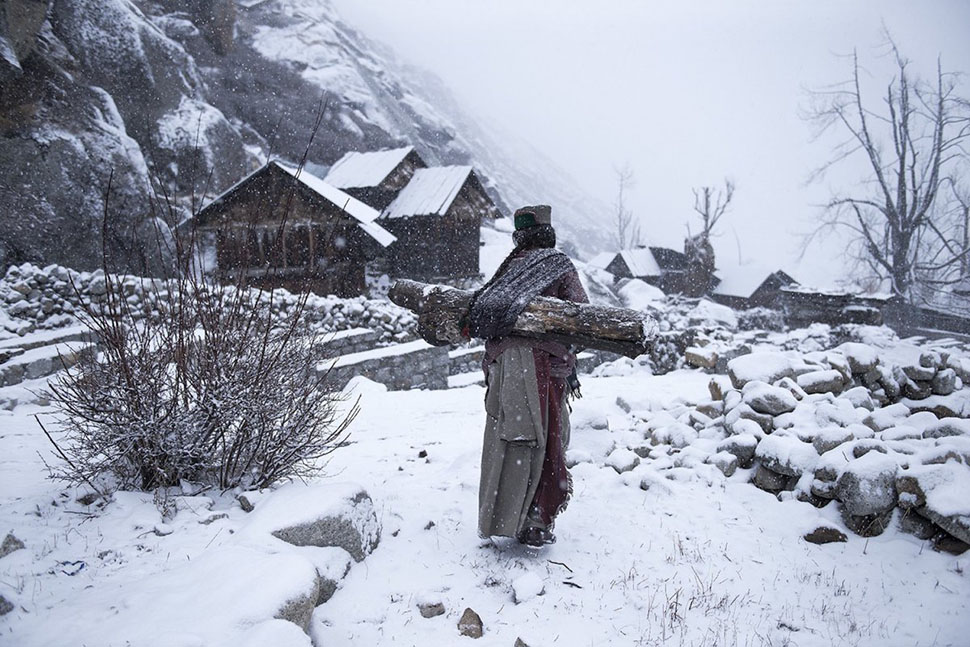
(388, 279, 657, 358)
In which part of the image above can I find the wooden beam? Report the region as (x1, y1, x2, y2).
(388, 279, 657, 358)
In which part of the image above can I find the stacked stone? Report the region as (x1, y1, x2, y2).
(699, 343, 970, 552)
(0, 263, 418, 344)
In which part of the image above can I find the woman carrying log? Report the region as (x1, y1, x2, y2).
(466, 205, 588, 547)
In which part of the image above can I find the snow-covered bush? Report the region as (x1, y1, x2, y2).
(45, 268, 358, 492)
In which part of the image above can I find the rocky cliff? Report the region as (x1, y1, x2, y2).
(0, 0, 610, 272)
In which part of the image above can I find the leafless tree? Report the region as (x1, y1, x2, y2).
(691, 179, 735, 241)
(612, 164, 641, 249)
(683, 179, 734, 296)
(805, 37, 970, 300)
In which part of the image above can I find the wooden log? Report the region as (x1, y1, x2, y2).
(388, 279, 657, 358)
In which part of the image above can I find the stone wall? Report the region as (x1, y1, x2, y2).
(322, 340, 450, 391)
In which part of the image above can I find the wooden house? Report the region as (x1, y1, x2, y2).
(712, 267, 798, 309)
(780, 286, 898, 327)
(324, 146, 428, 211)
(378, 166, 500, 281)
(590, 246, 690, 294)
(194, 161, 396, 297)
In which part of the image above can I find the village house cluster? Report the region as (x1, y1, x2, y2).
(195, 146, 500, 297)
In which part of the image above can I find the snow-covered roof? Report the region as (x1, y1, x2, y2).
(324, 146, 414, 189)
(275, 163, 396, 247)
(198, 161, 396, 247)
(382, 166, 473, 219)
(589, 252, 616, 270)
(619, 249, 662, 277)
(714, 265, 778, 299)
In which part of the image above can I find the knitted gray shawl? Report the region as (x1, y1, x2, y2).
(468, 248, 574, 340)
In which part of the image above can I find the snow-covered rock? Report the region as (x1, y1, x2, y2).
(8, 545, 323, 644)
(897, 463, 970, 544)
(835, 452, 899, 516)
(742, 381, 798, 416)
(240, 483, 381, 562)
(796, 369, 843, 393)
(923, 417, 970, 439)
(727, 352, 794, 388)
(605, 448, 641, 474)
(716, 434, 758, 469)
(837, 342, 879, 374)
(755, 434, 819, 477)
(512, 572, 545, 604)
(688, 299, 737, 328)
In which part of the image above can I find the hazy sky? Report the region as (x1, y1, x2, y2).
(331, 0, 970, 288)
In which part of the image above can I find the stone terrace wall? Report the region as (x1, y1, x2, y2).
(322, 340, 450, 391)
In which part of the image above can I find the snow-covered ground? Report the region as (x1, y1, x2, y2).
(2, 359, 968, 646)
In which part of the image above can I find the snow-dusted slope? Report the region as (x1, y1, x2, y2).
(0, 0, 609, 271)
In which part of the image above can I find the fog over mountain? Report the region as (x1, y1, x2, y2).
(0, 0, 612, 272)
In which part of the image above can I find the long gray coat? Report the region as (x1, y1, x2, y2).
(478, 345, 570, 538)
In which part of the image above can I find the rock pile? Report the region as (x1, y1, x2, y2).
(579, 327, 970, 554)
(0, 263, 418, 344)
(710, 342, 970, 548)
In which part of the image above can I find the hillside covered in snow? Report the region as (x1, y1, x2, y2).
(0, 0, 611, 272)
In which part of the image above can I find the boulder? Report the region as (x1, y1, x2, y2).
(834, 452, 898, 516)
(418, 601, 445, 618)
(742, 382, 798, 416)
(0, 533, 25, 559)
(812, 427, 854, 455)
(512, 572, 545, 604)
(725, 404, 773, 436)
(898, 510, 938, 540)
(728, 352, 794, 389)
(933, 533, 969, 556)
(716, 434, 758, 469)
(755, 434, 819, 477)
(932, 369, 957, 396)
(773, 376, 807, 401)
(706, 451, 739, 477)
(458, 607, 484, 638)
(903, 380, 933, 400)
(840, 506, 893, 537)
(837, 343, 878, 374)
(902, 364, 936, 382)
(752, 464, 792, 493)
(0, 594, 12, 616)
(685, 346, 718, 369)
(795, 370, 844, 393)
(839, 386, 875, 411)
(862, 403, 911, 432)
(605, 448, 641, 474)
(651, 423, 698, 449)
(923, 418, 970, 440)
(919, 351, 943, 370)
(811, 447, 852, 499)
(243, 483, 381, 562)
(803, 526, 847, 544)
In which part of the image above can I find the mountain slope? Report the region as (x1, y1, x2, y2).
(0, 0, 610, 271)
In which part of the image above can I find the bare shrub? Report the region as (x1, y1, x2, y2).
(44, 107, 358, 493)
(44, 265, 357, 492)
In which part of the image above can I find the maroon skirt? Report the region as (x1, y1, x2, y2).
(530, 348, 571, 526)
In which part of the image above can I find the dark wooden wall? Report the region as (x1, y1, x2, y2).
(198, 165, 369, 297)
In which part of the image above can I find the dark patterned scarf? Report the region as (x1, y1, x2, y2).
(467, 247, 573, 340)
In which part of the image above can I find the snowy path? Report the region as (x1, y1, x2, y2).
(311, 374, 969, 647)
